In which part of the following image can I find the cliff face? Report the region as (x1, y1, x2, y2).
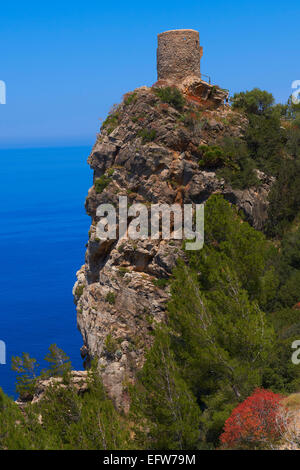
(73, 85, 273, 410)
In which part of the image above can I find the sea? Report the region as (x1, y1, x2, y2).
(0, 146, 92, 398)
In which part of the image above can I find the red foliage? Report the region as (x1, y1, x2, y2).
(220, 388, 286, 448)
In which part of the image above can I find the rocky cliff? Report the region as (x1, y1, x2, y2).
(73, 84, 274, 410)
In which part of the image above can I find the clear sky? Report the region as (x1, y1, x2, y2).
(0, 0, 299, 148)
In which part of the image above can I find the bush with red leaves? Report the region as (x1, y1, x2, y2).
(220, 388, 286, 449)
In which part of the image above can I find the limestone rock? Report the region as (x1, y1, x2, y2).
(16, 371, 88, 406)
(74, 86, 274, 409)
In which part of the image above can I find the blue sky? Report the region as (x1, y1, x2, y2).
(0, 0, 299, 148)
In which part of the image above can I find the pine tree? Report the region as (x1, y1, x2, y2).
(43, 344, 72, 379)
(130, 327, 202, 450)
(11, 353, 39, 400)
(66, 365, 130, 450)
(34, 362, 130, 450)
(0, 387, 33, 449)
(166, 196, 276, 445)
(168, 261, 274, 400)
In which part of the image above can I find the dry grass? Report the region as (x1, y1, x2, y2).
(282, 393, 300, 410)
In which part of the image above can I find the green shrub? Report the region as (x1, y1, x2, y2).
(198, 145, 238, 170)
(217, 162, 260, 190)
(154, 86, 185, 111)
(266, 160, 300, 237)
(101, 108, 120, 134)
(198, 145, 224, 168)
(229, 88, 286, 177)
(106, 168, 115, 177)
(138, 128, 157, 144)
(124, 91, 137, 106)
(104, 334, 118, 356)
(94, 175, 111, 194)
(231, 88, 275, 115)
(118, 267, 129, 277)
(75, 284, 84, 297)
(215, 137, 260, 189)
(152, 278, 169, 288)
(105, 291, 116, 305)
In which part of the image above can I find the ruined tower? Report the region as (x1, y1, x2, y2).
(157, 29, 203, 83)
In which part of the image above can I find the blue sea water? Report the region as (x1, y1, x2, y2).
(0, 146, 92, 398)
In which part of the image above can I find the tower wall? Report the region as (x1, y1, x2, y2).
(157, 29, 202, 82)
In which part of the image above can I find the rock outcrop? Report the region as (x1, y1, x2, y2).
(73, 85, 274, 410)
(16, 371, 88, 406)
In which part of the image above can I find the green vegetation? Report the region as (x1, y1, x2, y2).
(154, 86, 185, 111)
(75, 284, 84, 297)
(118, 266, 129, 276)
(101, 106, 120, 134)
(138, 128, 157, 144)
(105, 291, 116, 305)
(194, 88, 300, 219)
(118, 243, 125, 253)
(237, 95, 286, 176)
(266, 160, 300, 237)
(94, 174, 112, 193)
(216, 137, 260, 189)
(231, 88, 275, 116)
(196, 136, 260, 189)
(11, 353, 39, 401)
(106, 168, 115, 177)
(0, 361, 129, 450)
(104, 334, 118, 356)
(3, 195, 300, 449)
(130, 327, 202, 449)
(198, 144, 239, 170)
(228, 88, 300, 234)
(42, 344, 72, 379)
(124, 91, 137, 106)
(130, 195, 300, 448)
(152, 278, 169, 288)
(3, 87, 300, 450)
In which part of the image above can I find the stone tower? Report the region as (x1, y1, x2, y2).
(157, 29, 203, 83)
